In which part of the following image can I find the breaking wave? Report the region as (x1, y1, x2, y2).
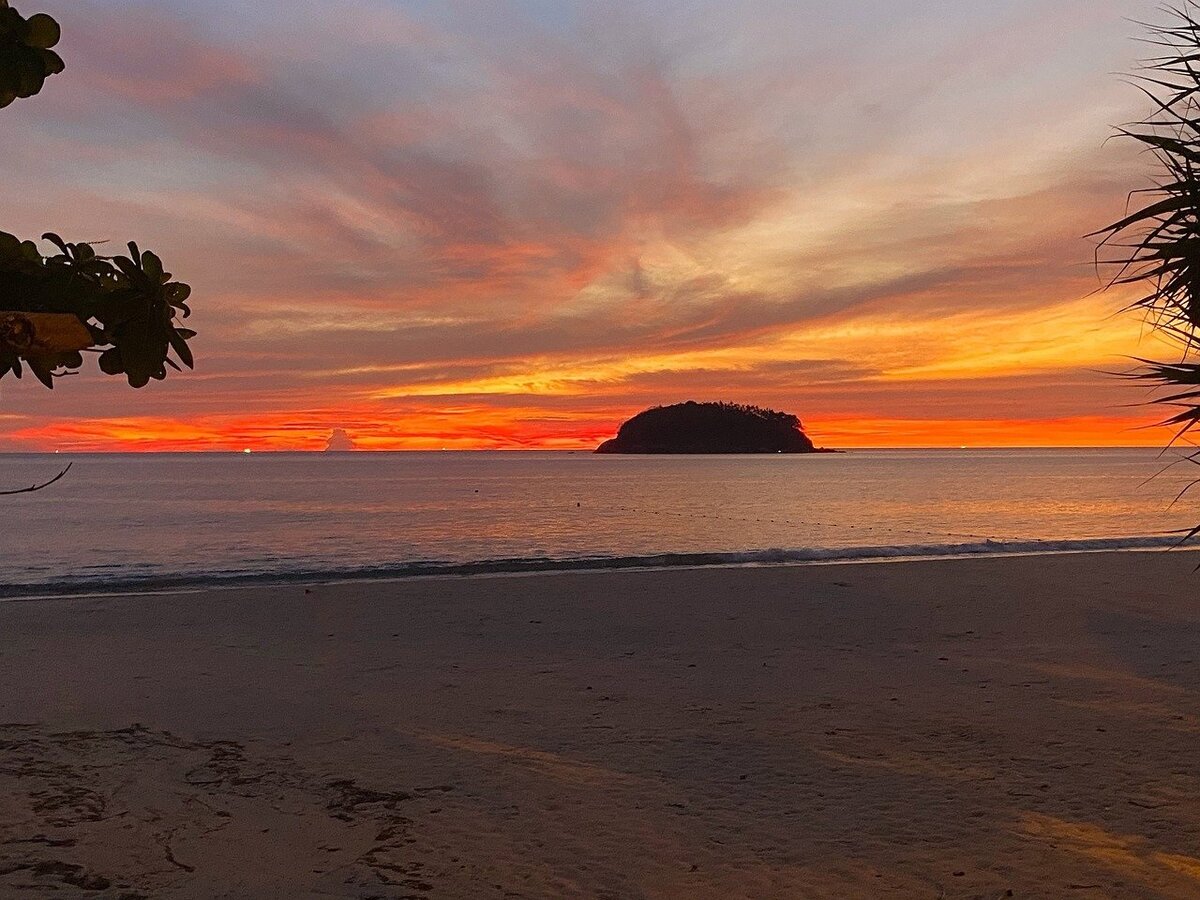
(1, 534, 1189, 600)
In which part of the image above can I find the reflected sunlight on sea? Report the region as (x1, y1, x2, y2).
(1, 448, 1196, 595)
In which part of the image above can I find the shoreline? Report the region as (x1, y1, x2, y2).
(3, 551, 1200, 896)
(2, 539, 1192, 602)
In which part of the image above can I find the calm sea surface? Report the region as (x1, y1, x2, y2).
(1, 449, 1197, 595)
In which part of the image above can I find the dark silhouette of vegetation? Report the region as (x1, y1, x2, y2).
(2, 4, 196, 496)
(0, 461, 69, 494)
(596, 401, 826, 454)
(0, 234, 195, 388)
(0, 4, 195, 391)
(0, 0, 63, 108)
(1095, 2, 1200, 537)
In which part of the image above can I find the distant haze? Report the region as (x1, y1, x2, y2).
(0, 0, 1168, 450)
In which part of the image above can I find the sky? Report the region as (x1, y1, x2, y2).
(0, 0, 1183, 450)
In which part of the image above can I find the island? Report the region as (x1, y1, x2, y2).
(595, 401, 831, 454)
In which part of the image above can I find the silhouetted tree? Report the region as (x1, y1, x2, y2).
(0, 2, 195, 390)
(1097, 3, 1200, 514)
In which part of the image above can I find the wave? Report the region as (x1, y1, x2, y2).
(1, 534, 1191, 600)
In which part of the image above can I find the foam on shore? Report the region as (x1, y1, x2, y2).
(2, 533, 1189, 599)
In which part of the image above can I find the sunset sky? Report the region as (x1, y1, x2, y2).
(0, 0, 1182, 450)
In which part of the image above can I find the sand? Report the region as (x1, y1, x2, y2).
(2, 551, 1200, 898)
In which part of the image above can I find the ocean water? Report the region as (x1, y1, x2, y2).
(1, 448, 1198, 596)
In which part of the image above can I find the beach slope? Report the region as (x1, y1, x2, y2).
(2, 552, 1199, 897)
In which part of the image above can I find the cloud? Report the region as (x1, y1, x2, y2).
(0, 0, 1163, 448)
(324, 428, 357, 451)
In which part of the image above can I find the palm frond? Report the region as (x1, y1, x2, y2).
(1102, 4, 1200, 498)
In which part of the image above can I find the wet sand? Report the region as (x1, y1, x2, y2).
(2, 551, 1200, 898)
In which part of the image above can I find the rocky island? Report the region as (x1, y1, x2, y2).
(595, 401, 829, 454)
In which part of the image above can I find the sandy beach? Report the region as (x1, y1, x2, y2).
(2, 551, 1200, 898)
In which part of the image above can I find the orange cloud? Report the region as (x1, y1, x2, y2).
(808, 415, 1169, 449)
(0, 0, 1170, 452)
(3, 405, 617, 452)
(4, 405, 1168, 453)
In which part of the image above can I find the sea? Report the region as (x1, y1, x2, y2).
(1, 448, 1198, 597)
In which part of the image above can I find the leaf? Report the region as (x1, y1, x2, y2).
(168, 328, 194, 369)
(112, 256, 139, 277)
(14, 54, 45, 98)
(38, 48, 63, 76)
(23, 13, 60, 49)
(97, 347, 123, 375)
(27, 357, 54, 389)
(140, 250, 163, 281)
(1091, 195, 1193, 238)
(0, 231, 21, 259)
(165, 283, 191, 305)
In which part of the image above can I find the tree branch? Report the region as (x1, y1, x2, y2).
(0, 461, 71, 495)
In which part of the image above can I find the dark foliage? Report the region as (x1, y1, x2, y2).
(0, 0, 63, 108)
(1091, 2, 1200, 547)
(596, 401, 820, 454)
(0, 233, 195, 388)
(1094, 2, 1200, 440)
(0, 5, 196, 391)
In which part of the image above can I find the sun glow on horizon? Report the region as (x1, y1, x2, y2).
(3, 407, 1175, 454)
(0, 1, 1166, 451)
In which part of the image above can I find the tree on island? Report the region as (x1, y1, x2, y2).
(596, 401, 825, 454)
(1, 1, 195, 392)
(1096, 2, 1200, 538)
